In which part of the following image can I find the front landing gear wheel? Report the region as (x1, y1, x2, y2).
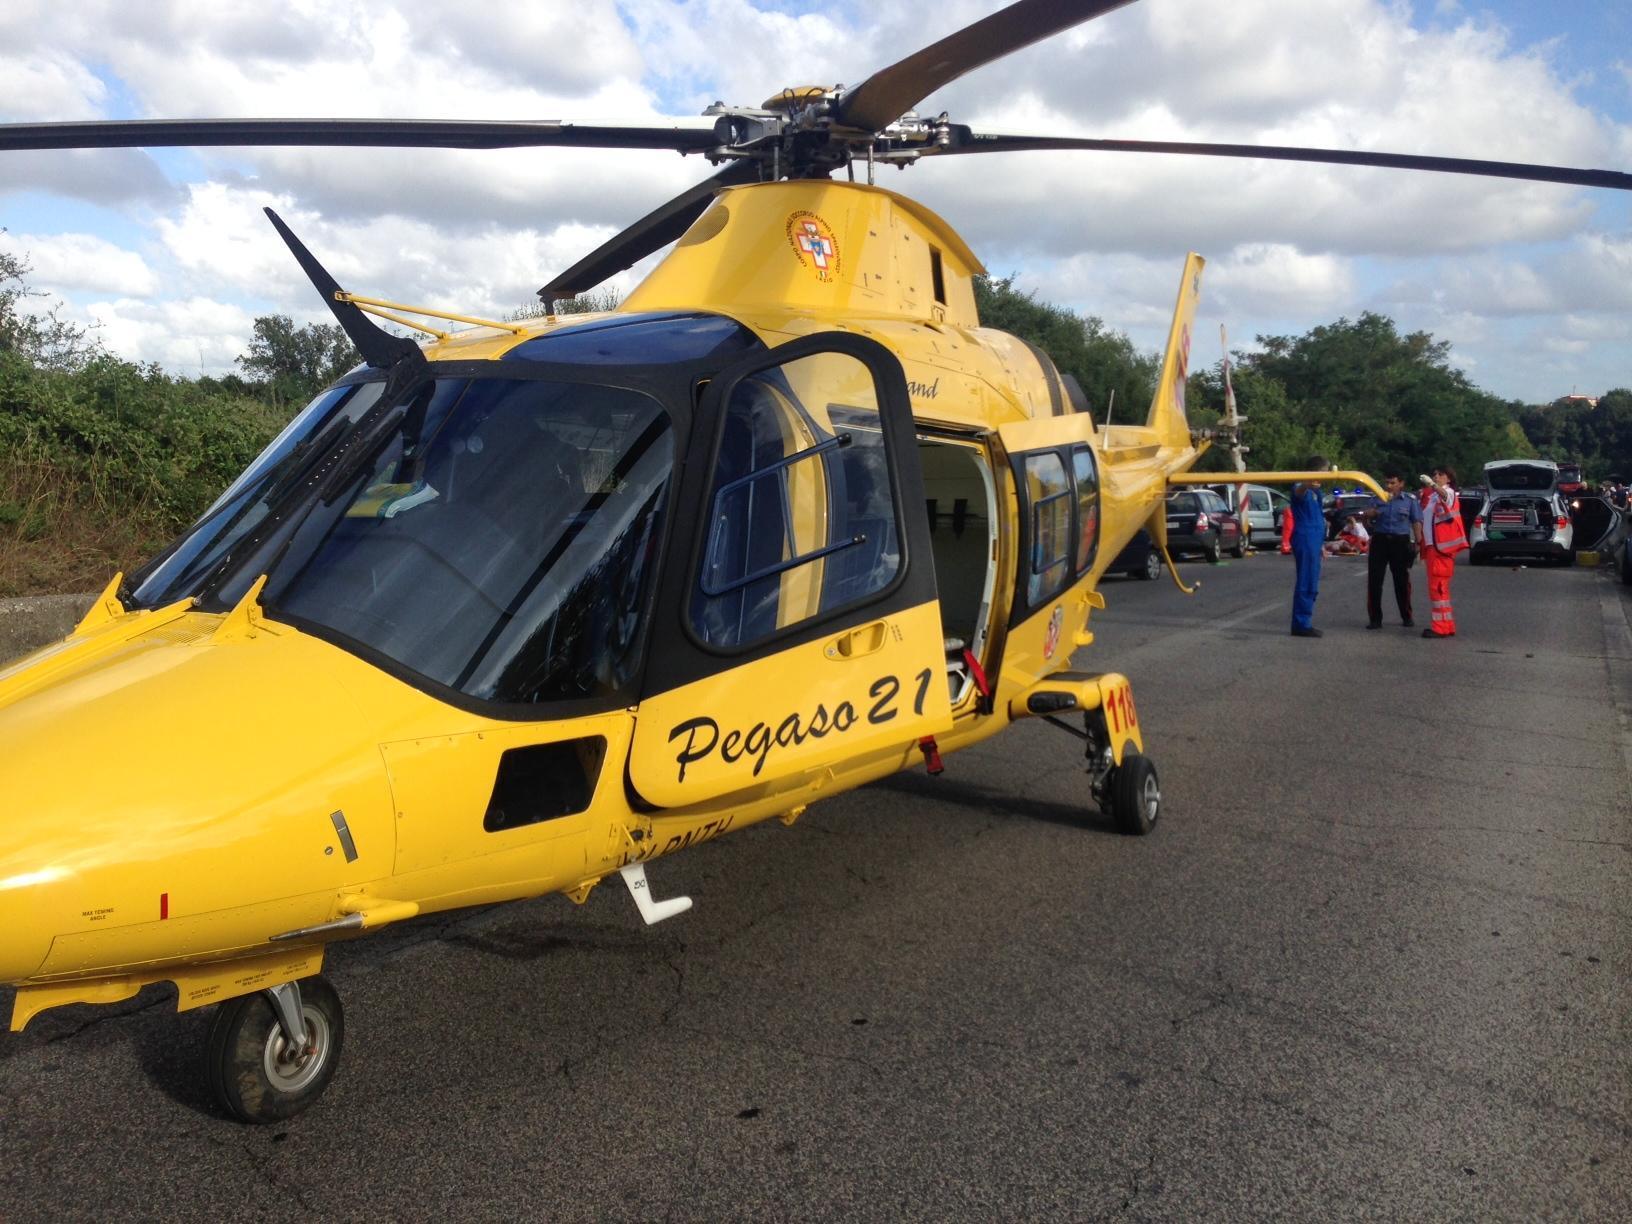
(206, 975, 344, 1123)
(1108, 753, 1161, 835)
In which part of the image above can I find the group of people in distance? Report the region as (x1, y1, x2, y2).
(1281, 457, 1466, 640)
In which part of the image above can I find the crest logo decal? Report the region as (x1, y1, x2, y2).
(1042, 605, 1064, 661)
(786, 211, 840, 282)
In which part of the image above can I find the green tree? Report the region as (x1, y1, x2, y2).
(0, 240, 100, 371)
(236, 315, 358, 407)
(1185, 362, 1348, 473)
(1245, 313, 1515, 480)
(973, 275, 1156, 422)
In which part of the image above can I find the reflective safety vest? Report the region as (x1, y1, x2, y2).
(1427, 491, 1468, 555)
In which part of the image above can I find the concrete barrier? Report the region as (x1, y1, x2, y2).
(0, 593, 95, 665)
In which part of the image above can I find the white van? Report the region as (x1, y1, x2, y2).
(1208, 482, 1291, 547)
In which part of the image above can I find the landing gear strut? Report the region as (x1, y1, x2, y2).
(1040, 698, 1161, 836)
(205, 974, 344, 1123)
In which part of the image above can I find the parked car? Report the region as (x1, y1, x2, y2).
(1108, 529, 1163, 580)
(1485, 458, 1558, 493)
(1458, 485, 1486, 532)
(1207, 482, 1290, 547)
(1322, 491, 1382, 539)
(1165, 489, 1244, 562)
(1469, 490, 1574, 565)
(1556, 460, 1586, 496)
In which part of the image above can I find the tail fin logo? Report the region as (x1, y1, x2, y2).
(1174, 322, 1192, 417)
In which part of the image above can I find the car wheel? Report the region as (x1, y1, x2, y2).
(1230, 533, 1247, 559)
(1203, 538, 1221, 564)
(1107, 753, 1160, 835)
(1469, 550, 1488, 567)
(1621, 552, 1632, 586)
(1140, 550, 1162, 581)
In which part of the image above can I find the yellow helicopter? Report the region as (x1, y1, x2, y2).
(2, 0, 1627, 1123)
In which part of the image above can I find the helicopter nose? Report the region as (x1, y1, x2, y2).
(0, 866, 59, 982)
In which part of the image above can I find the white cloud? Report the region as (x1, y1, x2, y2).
(83, 295, 258, 375)
(1206, 244, 1357, 317)
(0, 230, 157, 296)
(0, 52, 107, 120)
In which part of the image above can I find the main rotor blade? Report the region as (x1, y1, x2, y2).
(932, 132, 1632, 192)
(0, 118, 719, 154)
(832, 0, 1137, 134)
(539, 160, 763, 300)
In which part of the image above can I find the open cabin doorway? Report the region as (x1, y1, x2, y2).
(918, 435, 999, 708)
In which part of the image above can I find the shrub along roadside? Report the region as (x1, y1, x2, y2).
(0, 351, 288, 596)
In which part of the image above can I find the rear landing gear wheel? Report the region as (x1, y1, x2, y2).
(1107, 753, 1160, 835)
(206, 975, 344, 1124)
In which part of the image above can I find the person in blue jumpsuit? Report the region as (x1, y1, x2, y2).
(1288, 456, 1331, 637)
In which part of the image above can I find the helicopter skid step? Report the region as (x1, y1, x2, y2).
(619, 862, 693, 926)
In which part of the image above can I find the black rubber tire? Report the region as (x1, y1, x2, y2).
(1139, 550, 1162, 581)
(1469, 550, 1489, 567)
(1620, 553, 1632, 586)
(206, 975, 344, 1124)
(1231, 533, 1247, 559)
(1203, 539, 1221, 564)
(1108, 753, 1161, 835)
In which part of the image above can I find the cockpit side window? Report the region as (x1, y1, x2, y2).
(690, 352, 902, 650)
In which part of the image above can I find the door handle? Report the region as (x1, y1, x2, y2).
(825, 620, 888, 660)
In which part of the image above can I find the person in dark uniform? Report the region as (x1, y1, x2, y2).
(1363, 471, 1421, 629)
(1288, 455, 1330, 637)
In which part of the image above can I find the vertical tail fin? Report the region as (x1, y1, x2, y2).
(1145, 253, 1206, 448)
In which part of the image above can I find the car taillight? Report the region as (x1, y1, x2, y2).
(1196, 512, 1210, 528)
(1556, 516, 1570, 529)
(1474, 516, 1484, 527)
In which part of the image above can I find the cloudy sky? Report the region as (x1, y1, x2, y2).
(2, 0, 1629, 403)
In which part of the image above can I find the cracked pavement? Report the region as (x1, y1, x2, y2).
(1, 558, 1628, 1220)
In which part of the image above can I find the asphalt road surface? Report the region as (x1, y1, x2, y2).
(4, 554, 1629, 1221)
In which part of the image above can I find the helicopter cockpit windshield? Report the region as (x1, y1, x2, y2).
(254, 375, 675, 706)
(129, 371, 677, 708)
(119, 312, 769, 710)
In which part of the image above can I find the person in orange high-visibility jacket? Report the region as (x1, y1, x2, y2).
(1418, 466, 1467, 638)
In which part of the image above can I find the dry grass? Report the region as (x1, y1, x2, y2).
(0, 455, 178, 596)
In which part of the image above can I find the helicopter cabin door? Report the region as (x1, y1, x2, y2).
(996, 415, 1102, 670)
(630, 333, 953, 808)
